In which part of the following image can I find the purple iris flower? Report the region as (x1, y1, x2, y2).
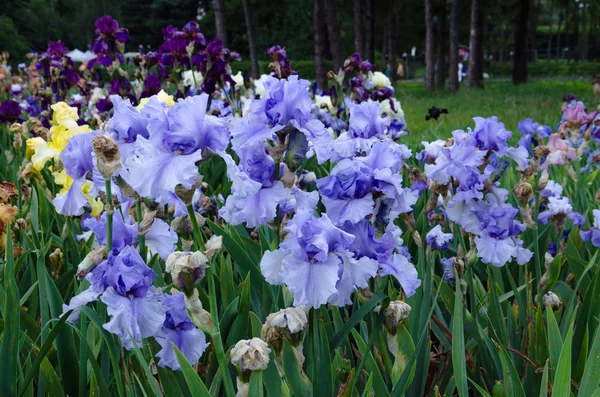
(219, 151, 290, 228)
(426, 225, 454, 250)
(107, 95, 149, 142)
(248, 75, 334, 163)
(317, 159, 375, 224)
(95, 16, 130, 42)
(60, 131, 98, 179)
(122, 93, 229, 205)
(260, 211, 378, 307)
(100, 247, 165, 350)
(154, 293, 208, 370)
(266, 45, 295, 78)
(0, 100, 22, 123)
(580, 210, 600, 248)
(538, 196, 584, 228)
(82, 200, 177, 259)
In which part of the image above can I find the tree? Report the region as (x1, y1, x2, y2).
(467, 0, 484, 88)
(365, 0, 375, 62)
(241, 0, 259, 78)
(353, 0, 363, 54)
(213, 0, 227, 47)
(388, 0, 398, 82)
(424, 0, 435, 91)
(313, 0, 328, 89)
(324, 0, 343, 72)
(448, 0, 460, 91)
(513, 0, 529, 84)
(436, 0, 447, 89)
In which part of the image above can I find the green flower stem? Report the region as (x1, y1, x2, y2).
(105, 179, 113, 253)
(186, 203, 205, 251)
(135, 199, 146, 260)
(207, 267, 235, 397)
(186, 202, 234, 397)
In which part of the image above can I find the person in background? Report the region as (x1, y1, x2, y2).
(396, 60, 404, 79)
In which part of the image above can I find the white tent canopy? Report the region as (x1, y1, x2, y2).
(66, 49, 96, 63)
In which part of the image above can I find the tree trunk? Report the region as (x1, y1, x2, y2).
(213, 0, 227, 47)
(547, 2, 553, 63)
(353, 0, 364, 54)
(424, 0, 435, 91)
(448, 0, 460, 91)
(313, 0, 328, 89)
(324, 0, 343, 72)
(513, 0, 529, 84)
(365, 0, 375, 62)
(241, 0, 259, 78)
(556, 9, 562, 59)
(436, 0, 447, 90)
(388, 0, 398, 82)
(467, 0, 484, 88)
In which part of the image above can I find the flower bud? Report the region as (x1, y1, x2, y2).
(265, 306, 309, 334)
(543, 291, 561, 310)
(533, 145, 550, 159)
(204, 234, 223, 258)
(230, 338, 271, 374)
(263, 306, 308, 347)
(9, 123, 23, 135)
(77, 246, 107, 279)
(376, 301, 411, 335)
(513, 181, 533, 206)
(165, 251, 209, 295)
(175, 176, 203, 204)
(92, 135, 121, 179)
(185, 289, 215, 333)
(49, 248, 63, 270)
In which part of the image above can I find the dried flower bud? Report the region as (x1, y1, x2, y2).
(376, 301, 411, 335)
(175, 176, 203, 204)
(537, 170, 549, 191)
(77, 246, 107, 279)
(230, 338, 271, 373)
(533, 145, 550, 159)
(92, 135, 121, 179)
(596, 188, 600, 203)
(513, 181, 533, 206)
(165, 251, 209, 295)
(261, 324, 284, 353)
(13, 133, 22, 150)
(138, 207, 158, 235)
(204, 234, 223, 258)
(14, 218, 28, 231)
(9, 123, 23, 135)
(543, 291, 561, 310)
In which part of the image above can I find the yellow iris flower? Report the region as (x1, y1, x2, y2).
(136, 89, 174, 111)
(26, 102, 91, 170)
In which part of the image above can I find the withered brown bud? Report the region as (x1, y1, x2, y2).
(174, 176, 203, 204)
(14, 218, 28, 231)
(596, 188, 600, 203)
(513, 181, 533, 206)
(9, 123, 23, 135)
(20, 184, 31, 201)
(533, 145, 550, 159)
(32, 126, 50, 141)
(13, 134, 23, 150)
(92, 135, 121, 178)
(49, 248, 64, 268)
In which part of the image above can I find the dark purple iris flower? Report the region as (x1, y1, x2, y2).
(0, 100, 22, 123)
(266, 45, 295, 78)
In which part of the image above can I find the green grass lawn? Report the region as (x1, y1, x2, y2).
(396, 79, 598, 147)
